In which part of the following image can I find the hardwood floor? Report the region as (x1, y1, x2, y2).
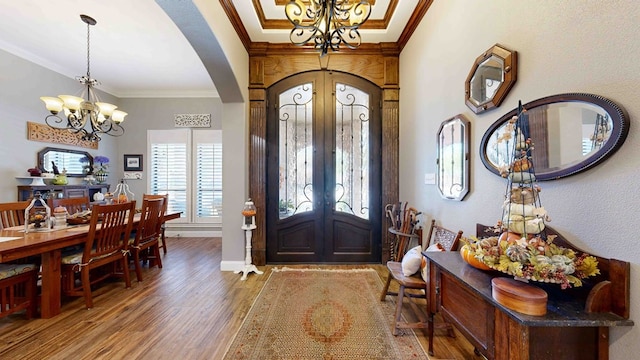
(0, 237, 476, 359)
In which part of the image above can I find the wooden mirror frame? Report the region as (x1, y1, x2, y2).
(37, 147, 93, 177)
(465, 44, 517, 114)
(480, 93, 630, 181)
(436, 114, 470, 201)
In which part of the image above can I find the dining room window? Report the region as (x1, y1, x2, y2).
(148, 129, 222, 224)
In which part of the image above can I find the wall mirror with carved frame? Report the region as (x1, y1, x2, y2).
(465, 44, 517, 114)
(480, 93, 630, 181)
(37, 147, 93, 177)
(437, 114, 470, 201)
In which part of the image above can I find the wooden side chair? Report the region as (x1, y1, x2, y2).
(381, 214, 463, 336)
(129, 197, 165, 281)
(0, 201, 29, 229)
(61, 201, 136, 309)
(0, 263, 38, 319)
(142, 194, 169, 254)
(48, 196, 91, 215)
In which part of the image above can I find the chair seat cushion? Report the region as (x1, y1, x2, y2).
(62, 250, 117, 265)
(61, 252, 84, 265)
(0, 263, 37, 280)
(387, 261, 425, 288)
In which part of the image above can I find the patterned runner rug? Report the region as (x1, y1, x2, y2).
(223, 268, 426, 359)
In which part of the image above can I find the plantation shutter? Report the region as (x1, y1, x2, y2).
(148, 129, 189, 222)
(148, 129, 222, 225)
(193, 130, 222, 223)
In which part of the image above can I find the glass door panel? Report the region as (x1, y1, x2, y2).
(334, 83, 370, 220)
(278, 83, 314, 219)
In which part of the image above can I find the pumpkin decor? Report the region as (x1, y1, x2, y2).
(459, 239, 492, 270)
(472, 102, 600, 288)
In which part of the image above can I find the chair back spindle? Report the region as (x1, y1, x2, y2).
(0, 201, 29, 229)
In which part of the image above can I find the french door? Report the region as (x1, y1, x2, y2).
(266, 71, 381, 263)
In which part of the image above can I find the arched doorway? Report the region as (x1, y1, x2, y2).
(266, 71, 382, 263)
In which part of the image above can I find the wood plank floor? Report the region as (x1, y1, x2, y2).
(0, 237, 476, 359)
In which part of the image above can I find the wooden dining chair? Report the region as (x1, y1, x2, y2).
(0, 263, 38, 319)
(48, 196, 91, 215)
(61, 201, 136, 309)
(381, 214, 463, 336)
(129, 197, 165, 282)
(142, 194, 169, 254)
(0, 201, 30, 229)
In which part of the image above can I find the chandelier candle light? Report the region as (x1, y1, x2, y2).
(40, 15, 126, 142)
(285, 0, 372, 56)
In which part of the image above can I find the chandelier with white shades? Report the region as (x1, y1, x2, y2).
(41, 14, 126, 142)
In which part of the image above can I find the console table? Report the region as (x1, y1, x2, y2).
(17, 184, 110, 202)
(423, 226, 633, 360)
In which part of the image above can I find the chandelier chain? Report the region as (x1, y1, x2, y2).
(40, 14, 126, 142)
(86, 18, 91, 80)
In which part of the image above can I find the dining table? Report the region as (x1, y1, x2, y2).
(0, 211, 180, 318)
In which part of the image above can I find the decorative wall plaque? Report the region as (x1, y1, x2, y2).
(27, 121, 98, 149)
(174, 114, 211, 128)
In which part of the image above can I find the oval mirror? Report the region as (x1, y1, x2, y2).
(437, 114, 470, 200)
(480, 93, 630, 180)
(465, 44, 517, 114)
(37, 147, 93, 177)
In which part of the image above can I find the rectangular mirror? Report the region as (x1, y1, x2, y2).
(437, 115, 470, 201)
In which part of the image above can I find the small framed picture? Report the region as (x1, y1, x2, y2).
(124, 154, 143, 171)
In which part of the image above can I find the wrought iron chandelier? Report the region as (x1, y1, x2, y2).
(41, 14, 126, 142)
(285, 0, 372, 56)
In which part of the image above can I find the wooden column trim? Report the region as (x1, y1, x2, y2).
(382, 89, 399, 263)
(249, 92, 267, 265)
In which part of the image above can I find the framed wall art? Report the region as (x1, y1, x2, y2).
(124, 154, 143, 171)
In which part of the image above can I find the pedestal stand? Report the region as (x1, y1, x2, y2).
(235, 223, 263, 281)
(235, 199, 263, 281)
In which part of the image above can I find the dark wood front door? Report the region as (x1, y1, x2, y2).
(266, 71, 381, 263)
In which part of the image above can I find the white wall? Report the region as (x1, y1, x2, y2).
(400, 1, 639, 358)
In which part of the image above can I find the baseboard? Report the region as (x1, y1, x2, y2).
(220, 261, 245, 272)
(165, 230, 222, 237)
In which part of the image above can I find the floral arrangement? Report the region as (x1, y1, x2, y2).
(94, 156, 110, 173)
(462, 235, 599, 289)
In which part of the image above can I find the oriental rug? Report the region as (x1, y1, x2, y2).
(223, 268, 426, 359)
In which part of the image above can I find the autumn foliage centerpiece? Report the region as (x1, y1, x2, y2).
(461, 102, 599, 289)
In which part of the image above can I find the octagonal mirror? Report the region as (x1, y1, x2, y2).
(465, 44, 517, 114)
(437, 114, 470, 201)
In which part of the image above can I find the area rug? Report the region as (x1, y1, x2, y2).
(223, 268, 426, 359)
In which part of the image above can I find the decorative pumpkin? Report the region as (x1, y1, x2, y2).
(460, 244, 491, 270)
(499, 231, 525, 246)
(506, 244, 530, 262)
(509, 186, 539, 205)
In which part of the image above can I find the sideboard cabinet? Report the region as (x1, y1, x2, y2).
(423, 224, 633, 360)
(17, 184, 110, 202)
